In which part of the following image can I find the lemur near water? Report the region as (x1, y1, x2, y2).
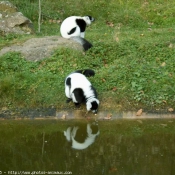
(65, 69, 99, 114)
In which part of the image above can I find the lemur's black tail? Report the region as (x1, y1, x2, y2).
(71, 36, 92, 51)
(75, 69, 95, 77)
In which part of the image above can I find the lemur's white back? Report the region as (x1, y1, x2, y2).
(60, 16, 81, 38)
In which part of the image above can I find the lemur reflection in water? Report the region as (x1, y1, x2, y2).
(64, 122, 100, 150)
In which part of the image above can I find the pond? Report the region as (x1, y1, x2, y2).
(0, 118, 175, 175)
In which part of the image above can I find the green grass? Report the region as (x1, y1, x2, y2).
(0, 0, 175, 111)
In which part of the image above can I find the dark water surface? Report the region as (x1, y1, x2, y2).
(0, 119, 175, 175)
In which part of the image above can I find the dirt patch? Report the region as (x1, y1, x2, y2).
(0, 36, 83, 61)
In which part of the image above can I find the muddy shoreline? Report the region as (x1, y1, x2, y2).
(0, 107, 175, 119)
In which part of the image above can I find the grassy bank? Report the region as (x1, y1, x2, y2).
(0, 0, 175, 112)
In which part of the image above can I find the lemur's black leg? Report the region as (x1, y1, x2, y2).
(66, 98, 72, 103)
(74, 103, 81, 108)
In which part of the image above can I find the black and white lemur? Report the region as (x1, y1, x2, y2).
(60, 16, 95, 51)
(64, 122, 100, 150)
(65, 69, 99, 114)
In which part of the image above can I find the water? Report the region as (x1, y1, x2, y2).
(0, 119, 175, 175)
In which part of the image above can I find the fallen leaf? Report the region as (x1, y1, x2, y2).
(106, 21, 114, 27)
(161, 62, 166, 67)
(2, 107, 8, 111)
(168, 108, 174, 112)
(112, 87, 117, 91)
(49, 19, 52, 23)
(104, 113, 112, 120)
(168, 43, 173, 48)
(136, 109, 143, 116)
(61, 114, 66, 120)
(102, 78, 106, 82)
(86, 116, 91, 120)
(115, 37, 119, 42)
(148, 22, 154, 25)
(57, 20, 61, 24)
(169, 73, 173, 77)
(109, 167, 117, 172)
(104, 64, 108, 68)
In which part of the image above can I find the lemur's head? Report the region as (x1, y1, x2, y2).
(83, 16, 95, 25)
(86, 98, 99, 114)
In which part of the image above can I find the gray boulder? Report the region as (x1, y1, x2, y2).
(0, 36, 83, 61)
(0, 1, 34, 34)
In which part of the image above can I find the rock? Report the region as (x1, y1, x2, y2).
(0, 1, 34, 34)
(0, 1, 17, 13)
(0, 36, 83, 61)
